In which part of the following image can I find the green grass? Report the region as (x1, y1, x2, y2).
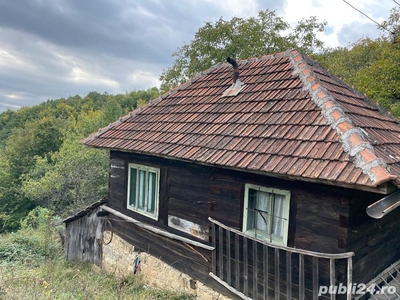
(0, 227, 193, 300)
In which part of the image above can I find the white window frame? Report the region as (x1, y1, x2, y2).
(127, 163, 160, 220)
(242, 183, 291, 246)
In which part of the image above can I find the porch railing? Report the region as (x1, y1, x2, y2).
(209, 217, 354, 300)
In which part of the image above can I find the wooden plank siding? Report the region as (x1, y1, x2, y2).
(65, 207, 102, 266)
(347, 191, 400, 285)
(107, 150, 397, 298)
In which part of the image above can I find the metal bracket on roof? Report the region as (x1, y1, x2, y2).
(222, 80, 245, 97)
(366, 189, 400, 219)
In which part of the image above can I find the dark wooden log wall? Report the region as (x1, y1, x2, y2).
(347, 190, 400, 285)
(108, 150, 399, 298)
(109, 150, 351, 252)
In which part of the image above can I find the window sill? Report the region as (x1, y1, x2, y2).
(244, 229, 286, 246)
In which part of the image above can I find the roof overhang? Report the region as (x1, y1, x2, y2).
(101, 147, 395, 194)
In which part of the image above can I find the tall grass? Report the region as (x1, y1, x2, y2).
(0, 208, 192, 300)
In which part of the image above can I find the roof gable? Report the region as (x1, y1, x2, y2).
(82, 49, 400, 191)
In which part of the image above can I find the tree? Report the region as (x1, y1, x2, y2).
(21, 136, 109, 215)
(5, 116, 65, 179)
(159, 9, 326, 92)
(317, 7, 400, 116)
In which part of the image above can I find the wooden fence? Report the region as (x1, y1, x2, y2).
(209, 217, 354, 300)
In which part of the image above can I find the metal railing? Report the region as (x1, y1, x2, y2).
(209, 217, 354, 300)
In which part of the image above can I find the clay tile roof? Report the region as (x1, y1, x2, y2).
(82, 49, 400, 190)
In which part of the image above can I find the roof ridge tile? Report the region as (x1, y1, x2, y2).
(288, 49, 397, 186)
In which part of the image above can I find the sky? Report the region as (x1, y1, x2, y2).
(0, 0, 396, 113)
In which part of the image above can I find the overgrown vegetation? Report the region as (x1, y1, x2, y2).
(0, 208, 192, 300)
(0, 88, 159, 232)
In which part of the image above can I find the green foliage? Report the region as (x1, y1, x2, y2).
(316, 7, 400, 116)
(22, 138, 109, 215)
(20, 207, 51, 230)
(160, 9, 326, 92)
(0, 211, 61, 265)
(0, 225, 192, 300)
(5, 116, 65, 179)
(0, 88, 158, 233)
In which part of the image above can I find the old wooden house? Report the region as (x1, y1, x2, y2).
(70, 49, 400, 299)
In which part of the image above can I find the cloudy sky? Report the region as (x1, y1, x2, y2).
(0, 0, 396, 113)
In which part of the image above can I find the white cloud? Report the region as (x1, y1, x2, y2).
(128, 70, 160, 88)
(282, 0, 393, 48)
(68, 67, 119, 87)
(0, 0, 396, 113)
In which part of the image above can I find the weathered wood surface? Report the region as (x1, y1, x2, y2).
(100, 205, 214, 250)
(107, 214, 239, 299)
(210, 219, 354, 300)
(347, 191, 400, 285)
(107, 150, 398, 299)
(109, 150, 353, 253)
(65, 207, 102, 266)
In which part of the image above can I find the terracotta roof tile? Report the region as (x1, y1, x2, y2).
(82, 49, 400, 190)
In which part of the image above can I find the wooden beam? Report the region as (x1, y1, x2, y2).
(100, 205, 214, 250)
(209, 272, 252, 300)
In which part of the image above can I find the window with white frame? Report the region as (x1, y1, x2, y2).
(243, 184, 290, 246)
(127, 163, 160, 220)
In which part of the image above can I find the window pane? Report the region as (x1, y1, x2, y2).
(138, 170, 146, 210)
(247, 189, 257, 230)
(255, 190, 270, 232)
(147, 171, 156, 213)
(271, 194, 285, 237)
(129, 168, 137, 207)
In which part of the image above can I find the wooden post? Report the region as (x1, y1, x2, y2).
(299, 254, 305, 299)
(330, 258, 336, 300)
(219, 225, 224, 280)
(235, 234, 240, 290)
(263, 245, 269, 300)
(253, 240, 258, 299)
(313, 256, 319, 300)
(275, 248, 280, 299)
(286, 252, 292, 299)
(212, 222, 216, 275)
(347, 257, 353, 300)
(227, 230, 231, 285)
(244, 236, 248, 296)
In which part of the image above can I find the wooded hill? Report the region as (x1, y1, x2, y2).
(0, 7, 398, 233)
(0, 89, 158, 232)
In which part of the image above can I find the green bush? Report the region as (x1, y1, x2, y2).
(0, 207, 193, 300)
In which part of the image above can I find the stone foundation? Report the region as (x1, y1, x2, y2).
(101, 231, 231, 300)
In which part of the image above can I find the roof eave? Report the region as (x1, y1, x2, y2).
(86, 145, 394, 194)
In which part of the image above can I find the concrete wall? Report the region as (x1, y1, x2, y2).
(101, 231, 232, 300)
